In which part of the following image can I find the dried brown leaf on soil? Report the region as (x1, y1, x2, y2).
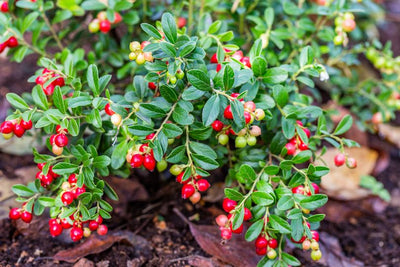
(316, 147, 378, 200)
(53, 230, 151, 263)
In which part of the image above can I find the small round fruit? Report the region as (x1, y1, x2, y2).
(68, 173, 77, 184)
(9, 208, 21, 220)
(243, 208, 252, 221)
(255, 236, 268, 249)
(70, 227, 83, 242)
(156, 159, 168, 172)
(210, 53, 218, 64)
(268, 238, 278, 249)
(177, 17, 187, 28)
(189, 192, 201, 204)
(49, 223, 63, 237)
(222, 198, 237, 212)
(176, 70, 184, 79)
(130, 154, 144, 168)
(240, 56, 251, 68)
(89, 221, 99, 231)
(256, 247, 267, 256)
(143, 154, 156, 171)
(215, 215, 228, 227)
(129, 52, 137, 61)
(111, 113, 122, 126)
(55, 134, 69, 147)
(302, 240, 311, 250)
(298, 142, 308, 151)
(334, 153, 346, 167)
(267, 249, 277, 259)
(342, 19, 356, 32)
(7, 36, 18, 48)
(244, 112, 252, 124)
(285, 143, 296, 155)
(61, 191, 75, 206)
(88, 20, 100, 33)
(247, 136, 257, 146)
(21, 211, 33, 223)
(104, 103, 115, 116)
(196, 179, 210, 192)
(311, 250, 322, 261)
(235, 136, 247, 148)
(169, 76, 177, 84)
(129, 41, 141, 52)
(170, 165, 183, 176)
(20, 120, 32, 130)
(254, 109, 265, 120)
(97, 224, 108, 235)
(216, 63, 222, 72)
(224, 105, 233, 119)
(1, 121, 14, 134)
(135, 53, 145, 65)
(249, 126, 261, 137)
(52, 144, 63, 155)
(244, 101, 256, 112)
(292, 185, 305, 195)
(1, 2, 9, 12)
(13, 124, 25, 138)
(346, 157, 357, 169)
(83, 227, 91, 238)
(231, 223, 243, 234)
(311, 230, 320, 242)
(95, 216, 103, 224)
(311, 240, 319, 250)
(143, 52, 153, 62)
(181, 184, 195, 199)
(212, 120, 224, 132)
(99, 20, 111, 33)
(218, 134, 229, 145)
(148, 82, 157, 90)
(333, 35, 344, 46)
(220, 227, 232, 240)
(311, 183, 320, 194)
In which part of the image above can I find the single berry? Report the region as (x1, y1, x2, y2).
(311, 183, 320, 194)
(342, 18, 356, 32)
(268, 238, 278, 249)
(104, 103, 115, 116)
(52, 77, 65, 87)
(21, 211, 33, 223)
(346, 157, 357, 169)
(210, 53, 218, 64)
(243, 208, 252, 221)
(7, 36, 18, 48)
(136, 53, 145, 65)
(148, 82, 157, 90)
(240, 56, 251, 68)
(70, 227, 83, 242)
(231, 223, 243, 234)
(95, 216, 103, 225)
(224, 105, 233, 119)
(60, 218, 72, 229)
(49, 223, 63, 237)
(311, 230, 320, 242)
(244, 112, 252, 124)
(232, 50, 243, 60)
(177, 17, 187, 28)
(97, 224, 108, 235)
(302, 240, 311, 250)
(215, 215, 228, 227)
(256, 247, 267, 256)
(89, 220, 99, 231)
(244, 101, 256, 112)
(146, 133, 155, 140)
(247, 136, 257, 146)
(285, 143, 296, 155)
(222, 198, 237, 212)
(311, 240, 319, 250)
(156, 159, 168, 172)
(83, 227, 91, 238)
(75, 187, 86, 197)
(55, 134, 68, 147)
(303, 128, 311, 138)
(218, 134, 229, 145)
(176, 172, 188, 184)
(130, 154, 144, 168)
(1, 2, 9, 12)
(99, 20, 111, 33)
(68, 173, 77, 184)
(181, 184, 195, 199)
(143, 154, 156, 171)
(111, 113, 122, 126)
(1, 121, 14, 134)
(196, 179, 210, 192)
(212, 120, 224, 132)
(216, 63, 222, 72)
(61, 191, 75, 206)
(170, 165, 183, 176)
(255, 236, 268, 249)
(267, 249, 277, 260)
(189, 192, 201, 204)
(254, 109, 265, 120)
(311, 250, 322, 261)
(13, 124, 25, 137)
(52, 144, 63, 155)
(298, 142, 308, 151)
(292, 185, 305, 195)
(88, 20, 100, 33)
(220, 227, 232, 240)
(49, 218, 58, 225)
(334, 153, 346, 167)
(9, 208, 21, 220)
(20, 120, 32, 130)
(235, 136, 247, 148)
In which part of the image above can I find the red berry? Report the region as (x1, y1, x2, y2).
(56, 125, 68, 134)
(7, 36, 18, 48)
(196, 179, 210, 192)
(60, 218, 72, 229)
(291, 235, 306, 244)
(176, 172, 189, 184)
(296, 120, 303, 127)
(334, 153, 346, 167)
(21, 211, 33, 223)
(9, 208, 21, 220)
(268, 238, 278, 249)
(311, 230, 320, 242)
(143, 154, 156, 171)
(303, 128, 311, 138)
(49, 218, 58, 225)
(146, 133, 155, 140)
(224, 105, 233, 119)
(141, 41, 151, 50)
(177, 17, 187, 28)
(244, 112, 252, 124)
(20, 119, 32, 130)
(130, 154, 143, 168)
(1, 2, 8, 12)
(232, 50, 244, 61)
(37, 163, 46, 170)
(89, 220, 99, 231)
(212, 120, 224, 132)
(139, 143, 149, 153)
(97, 224, 108, 235)
(231, 223, 243, 234)
(244, 101, 256, 112)
(13, 124, 25, 137)
(99, 20, 111, 33)
(181, 184, 195, 199)
(222, 198, 237, 212)
(104, 103, 115, 116)
(61, 191, 75, 206)
(0, 42, 6, 53)
(68, 173, 77, 184)
(244, 208, 252, 221)
(255, 236, 268, 249)
(210, 53, 218, 64)
(298, 142, 308, 151)
(49, 223, 63, 237)
(311, 183, 320, 194)
(285, 143, 296, 155)
(43, 83, 55, 95)
(40, 174, 53, 187)
(216, 63, 222, 72)
(240, 56, 251, 68)
(292, 185, 304, 194)
(148, 82, 157, 90)
(1, 121, 14, 134)
(75, 187, 86, 197)
(256, 247, 267, 255)
(95, 216, 103, 224)
(55, 134, 69, 147)
(52, 77, 65, 87)
(70, 227, 83, 242)
(220, 228, 232, 240)
(346, 157, 357, 169)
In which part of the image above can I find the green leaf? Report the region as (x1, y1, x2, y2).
(252, 57, 268, 77)
(307, 214, 325, 223)
(269, 214, 291, 234)
(31, 85, 49, 110)
(179, 41, 196, 57)
(166, 145, 186, 163)
(38, 196, 55, 207)
(277, 195, 294, 210)
(333, 114, 353, 135)
(283, 1, 303, 16)
(237, 164, 257, 184)
(53, 86, 67, 113)
(202, 94, 220, 126)
(208, 20, 221, 34)
(52, 162, 79, 174)
(299, 46, 313, 68)
(81, 0, 106, 10)
(172, 106, 194, 125)
(292, 150, 312, 164)
(69, 96, 92, 108)
(224, 188, 244, 201)
(87, 64, 99, 96)
(111, 140, 128, 169)
(159, 85, 178, 103)
(282, 253, 301, 266)
(300, 194, 328, 210)
(232, 206, 244, 230)
(162, 123, 183, 138)
(141, 23, 163, 39)
(281, 117, 296, 139)
(161, 13, 177, 43)
(262, 67, 288, 84)
(192, 154, 219, 170)
(251, 192, 275, 206)
(245, 219, 264, 241)
(93, 155, 111, 168)
(273, 85, 289, 106)
(187, 69, 211, 91)
(159, 42, 176, 57)
(67, 118, 80, 136)
(6, 93, 29, 110)
(104, 181, 119, 201)
(12, 184, 35, 197)
(231, 99, 245, 129)
(189, 142, 217, 159)
(223, 65, 234, 90)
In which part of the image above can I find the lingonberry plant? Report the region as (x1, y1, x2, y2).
(0, 0, 393, 265)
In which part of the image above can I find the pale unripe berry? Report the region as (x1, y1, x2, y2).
(311, 250, 322, 261)
(61, 182, 71, 191)
(215, 215, 228, 227)
(111, 114, 122, 126)
(254, 109, 265, 120)
(52, 144, 63, 155)
(249, 126, 261, 136)
(189, 191, 201, 204)
(310, 240, 319, 250)
(302, 240, 311, 250)
(237, 128, 247, 136)
(267, 249, 277, 259)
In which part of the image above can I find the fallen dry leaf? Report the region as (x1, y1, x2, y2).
(174, 208, 261, 267)
(53, 230, 150, 263)
(378, 123, 400, 148)
(316, 147, 378, 200)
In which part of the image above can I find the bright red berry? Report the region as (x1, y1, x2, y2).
(99, 20, 111, 33)
(68, 173, 77, 184)
(13, 124, 25, 137)
(244, 101, 256, 112)
(224, 105, 233, 119)
(346, 157, 357, 169)
(231, 223, 243, 234)
(181, 184, 195, 199)
(1, 2, 8, 12)
(143, 154, 156, 171)
(21, 211, 33, 223)
(298, 142, 308, 151)
(55, 134, 68, 147)
(222, 198, 237, 212)
(244, 112, 252, 124)
(220, 227, 232, 240)
(89, 220, 99, 231)
(303, 128, 311, 138)
(40, 174, 53, 187)
(20, 119, 32, 130)
(177, 17, 187, 28)
(285, 143, 296, 155)
(52, 77, 65, 87)
(130, 154, 143, 168)
(292, 185, 305, 195)
(268, 238, 278, 249)
(148, 82, 157, 90)
(312, 183, 320, 194)
(1, 121, 14, 134)
(210, 53, 218, 64)
(291, 235, 306, 244)
(56, 125, 68, 134)
(334, 153, 346, 167)
(176, 172, 189, 184)
(97, 224, 108, 235)
(95, 216, 103, 224)
(43, 83, 55, 95)
(49, 218, 58, 225)
(256, 247, 267, 255)
(7, 36, 18, 48)
(244, 208, 252, 221)
(49, 223, 63, 237)
(9, 208, 21, 220)
(196, 179, 210, 192)
(146, 133, 155, 140)
(60, 218, 72, 229)
(216, 63, 222, 72)
(75, 187, 86, 197)
(104, 103, 115, 116)
(240, 56, 251, 68)
(61, 191, 75, 206)
(215, 214, 228, 227)
(255, 236, 268, 249)
(70, 227, 83, 242)
(211, 120, 224, 132)
(311, 230, 320, 242)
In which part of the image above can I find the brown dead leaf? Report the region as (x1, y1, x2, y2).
(53, 230, 150, 263)
(378, 123, 400, 148)
(316, 147, 378, 200)
(203, 182, 226, 203)
(174, 208, 260, 267)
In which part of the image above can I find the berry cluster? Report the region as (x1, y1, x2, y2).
(88, 11, 122, 34)
(48, 215, 107, 242)
(0, 36, 18, 53)
(292, 183, 320, 196)
(291, 223, 322, 261)
(0, 118, 32, 139)
(129, 41, 154, 65)
(60, 173, 86, 206)
(104, 102, 123, 127)
(49, 125, 69, 155)
(284, 121, 311, 156)
(35, 68, 65, 96)
(169, 164, 211, 204)
(9, 207, 33, 223)
(366, 47, 399, 74)
(333, 12, 356, 46)
(126, 141, 157, 172)
(210, 49, 251, 72)
(334, 153, 357, 169)
(213, 97, 265, 147)
(35, 163, 60, 187)
(216, 199, 253, 239)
